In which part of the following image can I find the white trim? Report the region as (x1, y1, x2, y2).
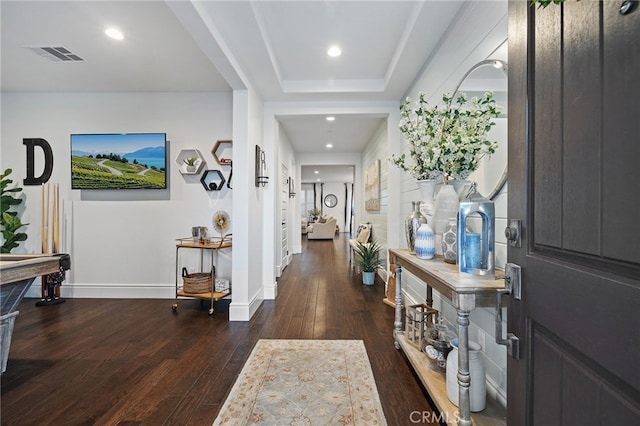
(229, 292, 263, 321)
(486, 374, 508, 409)
(31, 283, 175, 299)
(263, 280, 278, 300)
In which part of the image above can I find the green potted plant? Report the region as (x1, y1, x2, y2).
(1, 168, 28, 253)
(353, 239, 384, 285)
(183, 157, 198, 173)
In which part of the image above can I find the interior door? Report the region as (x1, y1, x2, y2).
(281, 164, 289, 272)
(507, 1, 640, 424)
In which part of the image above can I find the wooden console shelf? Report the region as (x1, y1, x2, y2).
(398, 335, 505, 426)
(389, 248, 506, 426)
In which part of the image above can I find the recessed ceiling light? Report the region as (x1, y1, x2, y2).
(326, 143, 333, 149)
(326, 116, 335, 122)
(327, 46, 342, 57)
(105, 27, 124, 40)
(314, 170, 319, 174)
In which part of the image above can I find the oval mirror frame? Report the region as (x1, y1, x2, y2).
(453, 59, 508, 200)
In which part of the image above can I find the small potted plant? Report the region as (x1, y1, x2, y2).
(308, 208, 322, 222)
(353, 239, 384, 285)
(183, 157, 198, 172)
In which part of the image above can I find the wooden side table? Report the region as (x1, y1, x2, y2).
(173, 238, 231, 315)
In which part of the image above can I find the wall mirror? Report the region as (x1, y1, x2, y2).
(454, 59, 508, 200)
(324, 194, 338, 208)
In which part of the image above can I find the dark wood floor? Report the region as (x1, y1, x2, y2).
(1, 234, 438, 425)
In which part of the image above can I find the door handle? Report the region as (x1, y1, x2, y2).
(496, 263, 521, 359)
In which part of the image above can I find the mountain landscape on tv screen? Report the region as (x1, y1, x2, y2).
(71, 145, 166, 189)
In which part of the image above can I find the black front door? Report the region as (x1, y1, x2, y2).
(507, 1, 640, 424)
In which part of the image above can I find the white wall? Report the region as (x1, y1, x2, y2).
(391, 0, 509, 407)
(360, 121, 389, 282)
(276, 121, 298, 272)
(0, 91, 235, 299)
(297, 151, 363, 225)
(235, 89, 269, 318)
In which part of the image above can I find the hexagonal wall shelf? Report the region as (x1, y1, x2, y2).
(176, 149, 205, 175)
(212, 140, 232, 165)
(200, 170, 226, 191)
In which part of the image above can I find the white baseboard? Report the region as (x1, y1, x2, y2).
(486, 374, 508, 409)
(28, 282, 175, 299)
(28, 281, 265, 322)
(229, 293, 263, 321)
(264, 280, 277, 299)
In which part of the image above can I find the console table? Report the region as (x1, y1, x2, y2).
(389, 248, 506, 426)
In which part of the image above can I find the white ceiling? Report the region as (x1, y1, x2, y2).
(300, 165, 355, 185)
(1, 0, 465, 182)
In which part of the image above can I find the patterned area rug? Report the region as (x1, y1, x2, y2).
(213, 339, 387, 425)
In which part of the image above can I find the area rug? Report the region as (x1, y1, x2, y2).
(213, 339, 387, 425)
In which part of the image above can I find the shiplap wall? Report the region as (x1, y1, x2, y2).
(360, 121, 388, 282)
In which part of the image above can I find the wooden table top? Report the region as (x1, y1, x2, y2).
(0, 254, 61, 285)
(389, 248, 505, 306)
(176, 237, 232, 249)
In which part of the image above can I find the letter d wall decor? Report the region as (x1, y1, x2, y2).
(23, 138, 54, 185)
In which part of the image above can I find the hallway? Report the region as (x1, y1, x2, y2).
(1, 234, 438, 425)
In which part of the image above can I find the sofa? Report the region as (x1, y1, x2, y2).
(307, 216, 337, 240)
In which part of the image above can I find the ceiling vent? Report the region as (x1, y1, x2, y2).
(26, 46, 84, 62)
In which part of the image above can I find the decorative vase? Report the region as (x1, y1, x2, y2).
(414, 223, 435, 260)
(405, 201, 427, 254)
(362, 271, 375, 285)
(434, 182, 459, 235)
(442, 218, 458, 264)
(450, 180, 473, 201)
(446, 338, 486, 412)
(416, 179, 438, 219)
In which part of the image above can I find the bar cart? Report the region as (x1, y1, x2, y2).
(172, 236, 231, 315)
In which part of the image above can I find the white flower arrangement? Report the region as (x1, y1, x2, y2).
(391, 91, 501, 181)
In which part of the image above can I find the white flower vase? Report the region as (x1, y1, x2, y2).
(416, 179, 438, 220)
(446, 338, 486, 412)
(450, 180, 473, 201)
(414, 223, 435, 260)
(433, 183, 459, 253)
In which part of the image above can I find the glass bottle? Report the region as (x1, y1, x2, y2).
(405, 201, 427, 254)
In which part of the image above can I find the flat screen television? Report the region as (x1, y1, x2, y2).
(71, 133, 167, 189)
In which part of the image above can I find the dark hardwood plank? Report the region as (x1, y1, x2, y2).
(1, 234, 437, 425)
